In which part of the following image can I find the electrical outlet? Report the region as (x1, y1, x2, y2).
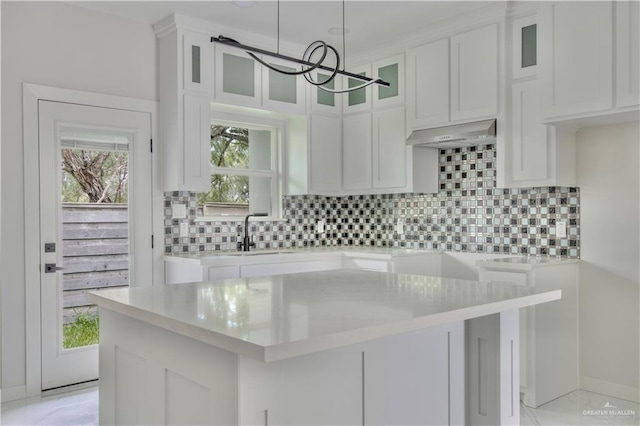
(556, 221, 567, 238)
(317, 220, 325, 234)
(179, 222, 189, 237)
(396, 219, 404, 234)
(172, 204, 186, 219)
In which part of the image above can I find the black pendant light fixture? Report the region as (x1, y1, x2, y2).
(211, 0, 390, 93)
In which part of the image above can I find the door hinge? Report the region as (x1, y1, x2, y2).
(150, 138, 153, 153)
(151, 234, 154, 249)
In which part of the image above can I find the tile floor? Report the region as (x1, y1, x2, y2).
(1, 383, 638, 425)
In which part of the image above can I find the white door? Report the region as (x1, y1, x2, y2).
(39, 100, 153, 390)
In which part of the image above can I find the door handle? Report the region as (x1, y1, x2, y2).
(44, 263, 64, 273)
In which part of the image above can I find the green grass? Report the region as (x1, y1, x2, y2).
(63, 314, 99, 349)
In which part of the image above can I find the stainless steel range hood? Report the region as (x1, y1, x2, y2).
(406, 119, 496, 149)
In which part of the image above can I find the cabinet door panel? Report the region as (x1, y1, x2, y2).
(261, 57, 306, 114)
(309, 114, 342, 193)
(183, 31, 214, 94)
(343, 113, 372, 190)
(373, 106, 406, 189)
(451, 24, 498, 121)
(343, 64, 373, 113)
(541, 2, 613, 118)
(616, 1, 640, 108)
(511, 80, 548, 181)
(373, 54, 405, 108)
(407, 39, 450, 129)
(214, 45, 262, 107)
(182, 95, 212, 191)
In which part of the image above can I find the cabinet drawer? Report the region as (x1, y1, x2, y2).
(206, 265, 240, 281)
(241, 260, 337, 278)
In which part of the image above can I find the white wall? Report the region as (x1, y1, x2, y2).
(576, 121, 640, 402)
(1, 1, 157, 397)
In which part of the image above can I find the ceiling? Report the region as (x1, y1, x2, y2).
(70, 1, 497, 55)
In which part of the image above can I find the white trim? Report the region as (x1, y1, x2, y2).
(581, 376, 640, 404)
(22, 83, 161, 398)
(1, 385, 27, 403)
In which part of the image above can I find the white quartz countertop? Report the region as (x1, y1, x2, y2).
(164, 247, 440, 266)
(476, 256, 579, 272)
(88, 269, 560, 362)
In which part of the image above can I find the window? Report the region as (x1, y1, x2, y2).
(197, 115, 282, 219)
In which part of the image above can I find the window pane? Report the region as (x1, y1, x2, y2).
(192, 45, 201, 84)
(521, 24, 537, 68)
(198, 175, 272, 217)
(210, 126, 271, 170)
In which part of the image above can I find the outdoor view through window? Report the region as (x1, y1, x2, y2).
(198, 124, 275, 217)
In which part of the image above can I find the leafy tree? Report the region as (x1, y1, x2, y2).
(61, 149, 128, 203)
(197, 126, 250, 206)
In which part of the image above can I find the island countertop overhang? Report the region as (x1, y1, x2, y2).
(88, 269, 561, 362)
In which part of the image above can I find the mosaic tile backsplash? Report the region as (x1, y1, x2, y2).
(165, 144, 580, 258)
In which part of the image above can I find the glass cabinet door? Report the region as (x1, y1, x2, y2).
(183, 31, 214, 94)
(214, 44, 262, 107)
(343, 64, 372, 113)
(373, 54, 405, 108)
(512, 15, 538, 79)
(310, 71, 343, 114)
(261, 57, 306, 114)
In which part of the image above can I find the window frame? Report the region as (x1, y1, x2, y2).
(195, 110, 286, 221)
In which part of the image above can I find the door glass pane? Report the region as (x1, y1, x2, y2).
(269, 63, 297, 104)
(192, 45, 201, 84)
(317, 72, 336, 106)
(223, 53, 255, 97)
(60, 147, 130, 349)
(378, 63, 399, 100)
(521, 24, 537, 68)
(348, 72, 367, 106)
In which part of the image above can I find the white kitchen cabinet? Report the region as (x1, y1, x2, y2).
(616, 0, 640, 109)
(342, 112, 372, 191)
(308, 113, 342, 194)
(407, 38, 450, 129)
(365, 322, 465, 425)
(156, 19, 214, 191)
(450, 24, 499, 122)
(341, 106, 408, 192)
(407, 23, 498, 132)
(207, 265, 240, 280)
(477, 259, 578, 408)
(499, 79, 575, 188)
(214, 43, 262, 108)
(373, 106, 407, 189)
(540, 2, 613, 119)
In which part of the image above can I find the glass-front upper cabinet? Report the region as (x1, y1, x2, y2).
(343, 64, 373, 113)
(183, 31, 214, 94)
(373, 54, 405, 108)
(214, 44, 262, 107)
(310, 71, 343, 114)
(512, 15, 538, 79)
(261, 57, 306, 114)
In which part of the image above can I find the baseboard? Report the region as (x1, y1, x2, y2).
(581, 376, 640, 403)
(1, 385, 26, 403)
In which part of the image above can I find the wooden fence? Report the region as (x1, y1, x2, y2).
(62, 203, 129, 324)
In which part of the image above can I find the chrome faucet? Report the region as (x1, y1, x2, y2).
(238, 213, 268, 251)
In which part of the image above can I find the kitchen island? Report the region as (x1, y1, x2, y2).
(88, 269, 561, 425)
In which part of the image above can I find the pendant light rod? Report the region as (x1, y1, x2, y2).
(211, 36, 391, 87)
